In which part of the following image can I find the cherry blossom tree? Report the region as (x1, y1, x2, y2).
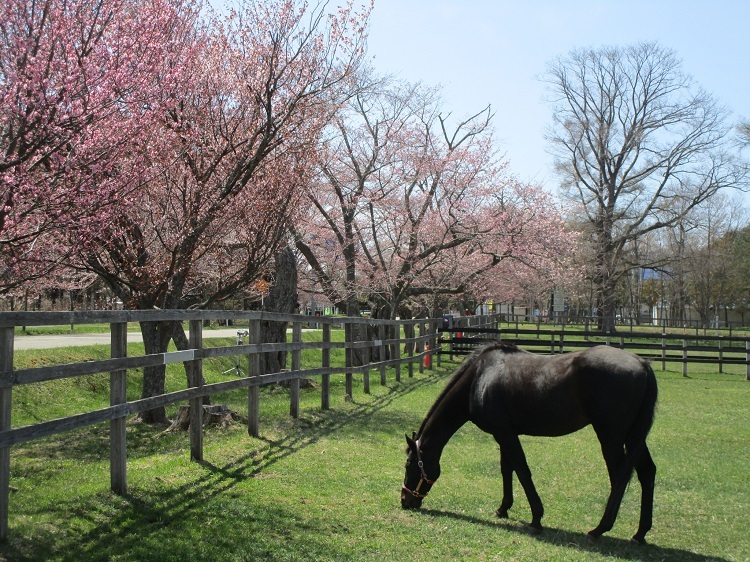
(66, 0, 371, 422)
(422, 183, 579, 312)
(295, 74, 576, 330)
(0, 0, 200, 292)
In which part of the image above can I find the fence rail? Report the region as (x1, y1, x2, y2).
(440, 317, 750, 379)
(495, 311, 750, 335)
(0, 309, 447, 540)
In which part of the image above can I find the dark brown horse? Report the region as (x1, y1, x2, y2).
(401, 342, 657, 544)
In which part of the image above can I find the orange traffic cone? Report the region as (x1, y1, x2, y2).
(423, 344, 432, 368)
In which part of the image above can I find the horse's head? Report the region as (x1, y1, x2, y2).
(401, 433, 439, 509)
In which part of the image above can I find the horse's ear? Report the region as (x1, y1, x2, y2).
(405, 433, 416, 448)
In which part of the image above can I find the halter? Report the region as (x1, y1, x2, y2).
(402, 439, 436, 499)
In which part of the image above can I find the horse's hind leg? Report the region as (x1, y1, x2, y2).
(589, 437, 631, 540)
(496, 433, 544, 531)
(632, 445, 656, 544)
(495, 442, 514, 518)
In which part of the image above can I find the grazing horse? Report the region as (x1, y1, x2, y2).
(401, 342, 657, 544)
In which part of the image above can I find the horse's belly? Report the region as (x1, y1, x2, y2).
(472, 399, 590, 437)
(521, 415, 590, 437)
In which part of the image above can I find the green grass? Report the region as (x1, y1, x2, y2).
(2, 343, 749, 561)
(14, 323, 140, 336)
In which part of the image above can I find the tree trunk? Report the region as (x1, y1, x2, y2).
(171, 321, 210, 405)
(346, 297, 375, 366)
(260, 247, 298, 375)
(137, 320, 173, 424)
(594, 263, 619, 333)
(399, 304, 415, 354)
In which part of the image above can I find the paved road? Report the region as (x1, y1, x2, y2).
(13, 328, 247, 350)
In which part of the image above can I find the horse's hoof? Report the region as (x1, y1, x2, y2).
(528, 523, 543, 535)
(630, 535, 647, 546)
(587, 531, 601, 542)
(495, 509, 509, 519)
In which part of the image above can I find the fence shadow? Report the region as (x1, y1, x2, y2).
(1, 367, 452, 561)
(201, 367, 447, 480)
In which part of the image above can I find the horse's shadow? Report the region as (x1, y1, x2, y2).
(420, 508, 731, 562)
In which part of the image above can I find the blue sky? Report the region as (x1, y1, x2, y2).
(366, 0, 750, 193)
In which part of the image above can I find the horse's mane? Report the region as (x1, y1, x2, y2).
(416, 341, 520, 436)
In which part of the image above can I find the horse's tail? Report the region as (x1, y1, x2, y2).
(625, 360, 658, 459)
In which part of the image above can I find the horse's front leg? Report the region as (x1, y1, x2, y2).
(496, 433, 544, 532)
(496, 443, 514, 518)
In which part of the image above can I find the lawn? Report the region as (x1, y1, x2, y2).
(1, 342, 748, 561)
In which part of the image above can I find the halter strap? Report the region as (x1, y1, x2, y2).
(402, 439, 436, 499)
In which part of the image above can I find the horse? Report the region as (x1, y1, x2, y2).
(401, 342, 657, 544)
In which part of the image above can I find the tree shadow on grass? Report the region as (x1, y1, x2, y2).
(1, 369, 450, 561)
(421, 508, 732, 562)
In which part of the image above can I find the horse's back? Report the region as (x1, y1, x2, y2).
(469, 344, 652, 438)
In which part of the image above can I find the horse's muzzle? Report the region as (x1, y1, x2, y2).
(400, 489, 423, 509)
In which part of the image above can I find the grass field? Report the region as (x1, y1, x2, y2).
(1, 337, 749, 561)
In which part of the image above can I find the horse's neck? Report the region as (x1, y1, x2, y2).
(420, 371, 473, 456)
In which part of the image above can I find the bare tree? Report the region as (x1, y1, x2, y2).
(546, 42, 742, 331)
(739, 121, 750, 146)
(681, 194, 748, 328)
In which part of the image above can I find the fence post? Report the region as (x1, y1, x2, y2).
(379, 324, 387, 385)
(345, 322, 353, 399)
(187, 320, 203, 462)
(394, 323, 401, 382)
(718, 337, 723, 374)
(321, 323, 331, 410)
(0, 327, 14, 541)
(418, 323, 425, 375)
(363, 363, 371, 394)
(407, 322, 414, 378)
(247, 318, 261, 437)
(683, 340, 688, 378)
(662, 330, 666, 371)
(290, 322, 301, 418)
(435, 320, 441, 367)
(363, 324, 371, 394)
(110, 322, 128, 494)
(448, 315, 455, 362)
(428, 321, 436, 370)
(746, 341, 749, 382)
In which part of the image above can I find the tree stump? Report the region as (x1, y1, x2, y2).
(159, 404, 247, 434)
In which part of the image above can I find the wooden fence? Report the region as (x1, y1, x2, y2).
(3, 310, 746, 539)
(0, 309, 444, 540)
(441, 316, 750, 379)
